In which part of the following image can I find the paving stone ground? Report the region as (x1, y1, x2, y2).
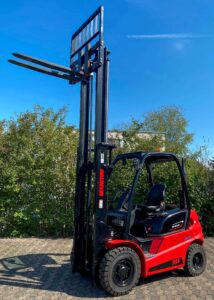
(0, 238, 213, 300)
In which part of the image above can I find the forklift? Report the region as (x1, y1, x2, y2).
(9, 6, 206, 296)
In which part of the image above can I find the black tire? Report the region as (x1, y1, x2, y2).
(99, 247, 141, 296)
(185, 243, 206, 276)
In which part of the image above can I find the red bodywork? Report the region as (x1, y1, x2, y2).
(105, 209, 204, 278)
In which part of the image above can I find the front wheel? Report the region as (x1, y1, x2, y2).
(185, 243, 206, 276)
(99, 247, 141, 296)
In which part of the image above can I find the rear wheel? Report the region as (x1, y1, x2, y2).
(99, 247, 141, 296)
(185, 243, 206, 276)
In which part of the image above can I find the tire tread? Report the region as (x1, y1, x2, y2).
(99, 247, 141, 296)
(185, 243, 206, 276)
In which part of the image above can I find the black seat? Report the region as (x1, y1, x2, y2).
(144, 184, 166, 214)
(131, 184, 188, 237)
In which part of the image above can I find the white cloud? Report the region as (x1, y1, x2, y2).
(127, 33, 210, 39)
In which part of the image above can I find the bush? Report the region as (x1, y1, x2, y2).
(0, 106, 78, 237)
(0, 106, 213, 237)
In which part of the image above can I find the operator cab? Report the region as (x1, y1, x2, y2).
(107, 152, 189, 239)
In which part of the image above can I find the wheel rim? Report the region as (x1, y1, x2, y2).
(113, 258, 134, 287)
(192, 253, 203, 271)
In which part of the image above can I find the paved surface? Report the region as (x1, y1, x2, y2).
(0, 238, 213, 300)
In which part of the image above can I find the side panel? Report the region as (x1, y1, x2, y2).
(146, 230, 192, 276)
(145, 210, 204, 277)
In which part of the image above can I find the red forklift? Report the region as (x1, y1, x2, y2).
(9, 6, 206, 296)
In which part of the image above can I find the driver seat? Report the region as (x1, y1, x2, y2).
(144, 184, 166, 214)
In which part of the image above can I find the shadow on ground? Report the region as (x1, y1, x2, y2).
(0, 253, 188, 298)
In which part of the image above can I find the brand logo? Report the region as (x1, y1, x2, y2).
(99, 168, 105, 197)
(170, 220, 184, 231)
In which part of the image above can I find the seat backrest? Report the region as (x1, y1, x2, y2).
(145, 184, 166, 207)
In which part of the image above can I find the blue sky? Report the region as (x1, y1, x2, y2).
(0, 0, 214, 157)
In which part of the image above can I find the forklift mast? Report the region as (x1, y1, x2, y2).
(8, 6, 112, 278)
(69, 6, 112, 275)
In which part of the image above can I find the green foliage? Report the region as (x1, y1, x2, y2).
(120, 106, 193, 155)
(0, 106, 78, 237)
(200, 158, 214, 236)
(108, 158, 140, 209)
(0, 105, 213, 237)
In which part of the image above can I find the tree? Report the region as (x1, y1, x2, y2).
(120, 106, 193, 155)
(198, 157, 214, 236)
(0, 106, 78, 237)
